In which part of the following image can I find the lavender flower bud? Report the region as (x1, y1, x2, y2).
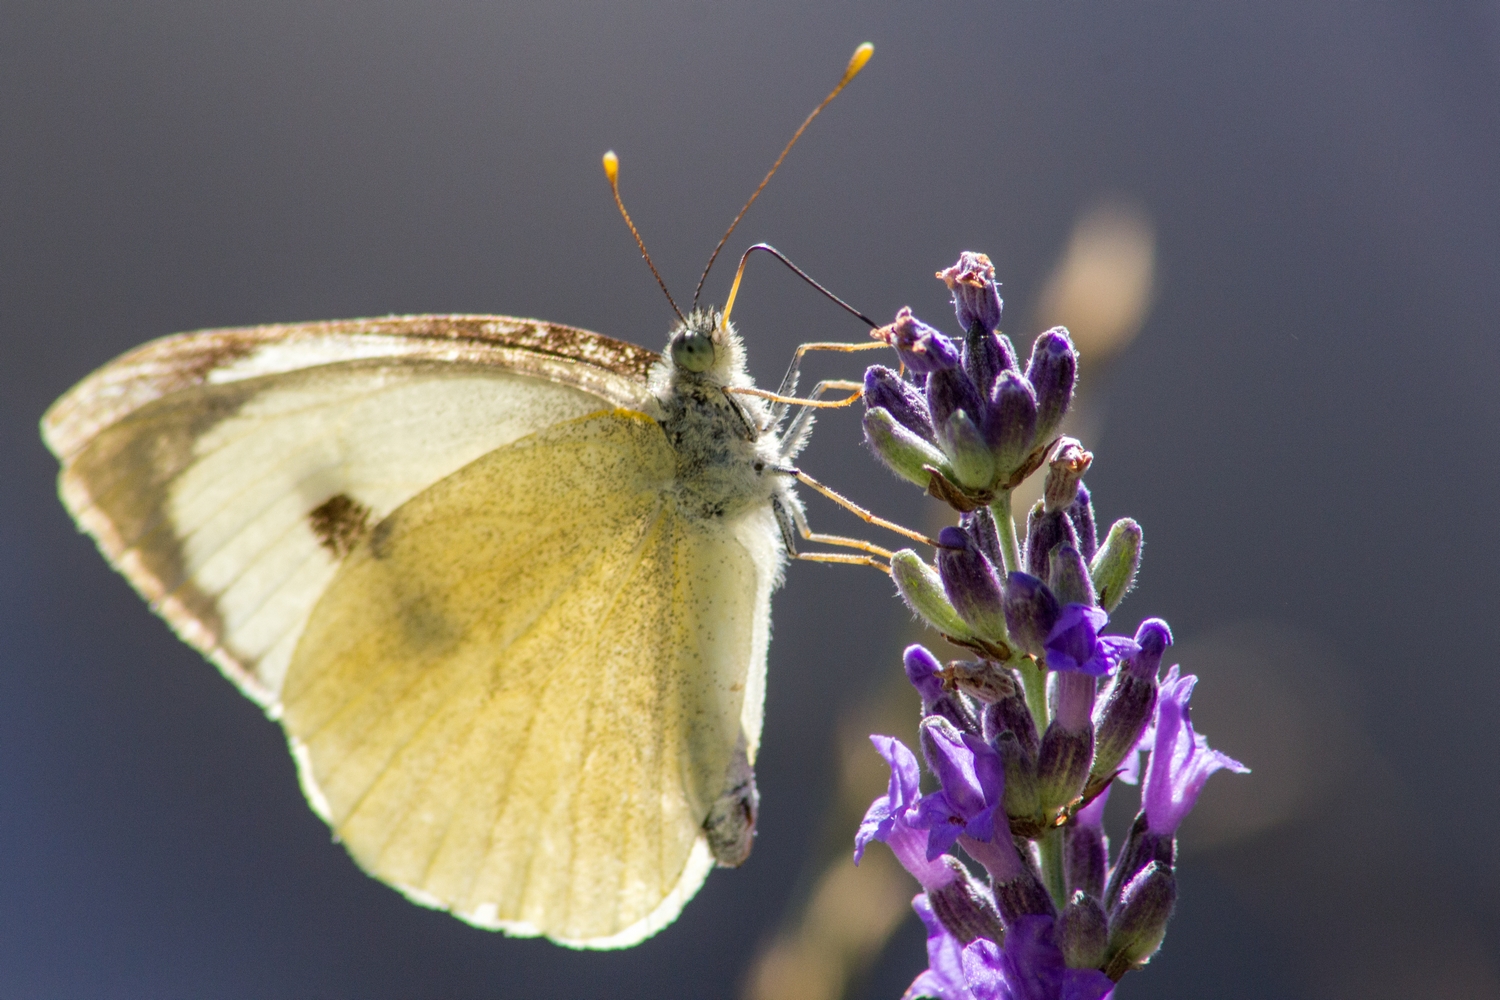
(1104, 862, 1177, 978)
(1001, 571, 1060, 657)
(962, 506, 1003, 572)
(937, 526, 1009, 644)
(892, 549, 977, 642)
(1059, 892, 1109, 970)
(1088, 619, 1171, 793)
(1025, 502, 1078, 581)
(987, 371, 1039, 472)
(1068, 483, 1099, 562)
(967, 329, 1020, 404)
(1103, 812, 1175, 914)
(1064, 822, 1108, 903)
(875, 307, 960, 374)
(927, 364, 986, 437)
(1037, 700, 1095, 812)
(863, 407, 950, 488)
(1043, 439, 1093, 514)
(991, 861, 1058, 925)
(863, 365, 935, 442)
(1026, 327, 1078, 445)
(937, 251, 1004, 337)
(981, 677, 1040, 760)
(996, 728, 1040, 821)
(1049, 543, 1098, 608)
(938, 409, 996, 490)
(904, 645, 980, 735)
(927, 856, 1007, 944)
(1089, 518, 1143, 613)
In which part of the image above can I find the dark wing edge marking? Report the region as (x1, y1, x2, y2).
(41, 315, 660, 462)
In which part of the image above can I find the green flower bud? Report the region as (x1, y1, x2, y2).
(891, 549, 975, 642)
(1090, 518, 1142, 612)
(863, 407, 952, 488)
(938, 409, 996, 490)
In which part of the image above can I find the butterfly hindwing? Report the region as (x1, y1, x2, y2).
(281, 409, 771, 946)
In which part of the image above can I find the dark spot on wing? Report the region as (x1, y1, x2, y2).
(309, 493, 372, 558)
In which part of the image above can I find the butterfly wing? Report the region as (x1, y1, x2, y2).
(42, 316, 777, 945)
(281, 408, 771, 946)
(41, 316, 658, 706)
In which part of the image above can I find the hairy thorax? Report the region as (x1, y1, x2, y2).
(654, 376, 780, 522)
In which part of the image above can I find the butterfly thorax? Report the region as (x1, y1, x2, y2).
(650, 311, 787, 522)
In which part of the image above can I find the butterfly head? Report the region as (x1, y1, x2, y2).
(664, 309, 747, 387)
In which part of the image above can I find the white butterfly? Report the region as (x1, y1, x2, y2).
(44, 309, 814, 947)
(42, 43, 881, 950)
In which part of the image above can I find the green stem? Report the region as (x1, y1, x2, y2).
(990, 492, 1022, 574)
(1037, 827, 1068, 911)
(1019, 655, 1049, 733)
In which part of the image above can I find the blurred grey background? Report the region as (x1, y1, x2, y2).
(4, 2, 1498, 997)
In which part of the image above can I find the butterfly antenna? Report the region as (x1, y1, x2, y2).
(720, 243, 878, 333)
(603, 150, 684, 323)
(692, 41, 874, 311)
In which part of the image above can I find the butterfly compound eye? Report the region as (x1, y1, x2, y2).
(670, 330, 716, 373)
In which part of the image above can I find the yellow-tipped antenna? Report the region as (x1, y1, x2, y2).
(693, 41, 874, 312)
(603, 150, 684, 322)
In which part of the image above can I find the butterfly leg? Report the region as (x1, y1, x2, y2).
(769, 339, 889, 422)
(771, 494, 893, 575)
(775, 467, 937, 548)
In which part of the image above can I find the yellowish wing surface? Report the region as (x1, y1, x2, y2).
(41, 316, 659, 706)
(280, 410, 763, 947)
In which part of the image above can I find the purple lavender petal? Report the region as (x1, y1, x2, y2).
(1142, 670, 1251, 835)
(854, 735, 921, 863)
(1043, 605, 1140, 677)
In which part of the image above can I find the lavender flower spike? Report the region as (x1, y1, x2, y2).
(960, 916, 1115, 1000)
(877, 306, 962, 374)
(1044, 605, 1140, 678)
(1141, 667, 1250, 836)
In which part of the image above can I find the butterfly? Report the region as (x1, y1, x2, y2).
(40, 43, 878, 949)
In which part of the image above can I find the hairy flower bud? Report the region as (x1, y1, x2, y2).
(1059, 892, 1109, 970)
(987, 371, 1039, 472)
(904, 645, 980, 734)
(928, 856, 1007, 945)
(1049, 543, 1098, 608)
(1001, 571, 1060, 658)
(892, 549, 981, 649)
(876, 307, 960, 374)
(1090, 518, 1143, 613)
(982, 676, 1040, 759)
(1104, 813, 1175, 914)
(1104, 862, 1177, 978)
(864, 407, 950, 488)
(927, 364, 987, 439)
(962, 506, 1004, 572)
(937, 251, 1004, 337)
(937, 526, 1009, 644)
(863, 365, 935, 441)
(995, 728, 1040, 821)
(938, 409, 996, 490)
(1068, 482, 1099, 562)
(1043, 438, 1093, 514)
(1089, 620, 1171, 793)
(1065, 822, 1108, 904)
(1037, 730, 1094, 815)
(1025, 502, 1079, 581)
(1027, 327, 1078, 446)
